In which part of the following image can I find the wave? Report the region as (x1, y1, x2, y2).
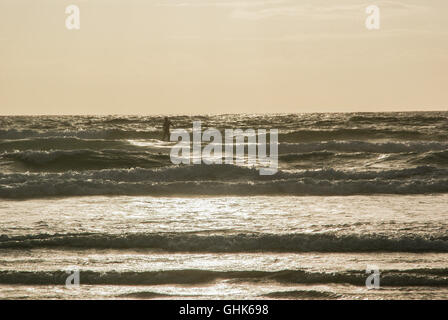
(4, 139, 446, 155)
(0, 268, 447, 286)
(412, 150, 448, 167)
(279, 151, 376, 164)
(279, 149, 448, 167)
(1, 127, 446, 143)
(1, 232, 447, 252)
(280, 151, 337, 161)
(1, 164, 446, 183)
(0, 129, 160, 140)
(279, 141, 448, 154)
(5, 138, 445, 155)
(1, 149, 170, 171)
(279, 128, 447, 142)
(1, 140, 446, 172)
(0, 137, 135, 152)
(261, 290, 341, 299)
(4, 149, 363, 171)
(117, 291, 173, 299)
(348, 113, 447, 124)
(0, 165, 447, 198)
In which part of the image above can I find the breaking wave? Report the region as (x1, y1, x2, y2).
(412, 150, 448, 166)
(1, 149, 170, 171)
(1, 113, 447, 198)
(0, 268, 447, 286)
(0, 137, 134, 152)
(1, 232, 447, 252)
(279, 141, 448, 154)
(279, 128, 447, 142)
(0, 165, 447, 198)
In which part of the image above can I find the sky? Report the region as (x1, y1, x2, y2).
(0, 0, 447, 115)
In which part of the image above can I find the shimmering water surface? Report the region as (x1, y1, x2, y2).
(0, 113, 447, 299)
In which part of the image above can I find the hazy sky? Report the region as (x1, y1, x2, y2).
(1, 0, 447, 115)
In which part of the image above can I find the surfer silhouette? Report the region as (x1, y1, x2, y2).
(162, 117, 172, 141)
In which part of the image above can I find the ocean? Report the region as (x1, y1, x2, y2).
(0, 112, 447, 299)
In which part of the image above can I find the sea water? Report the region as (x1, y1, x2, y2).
(0, 112, 447, 299)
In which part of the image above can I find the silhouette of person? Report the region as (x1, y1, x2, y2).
(162, 117, 172, 141)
